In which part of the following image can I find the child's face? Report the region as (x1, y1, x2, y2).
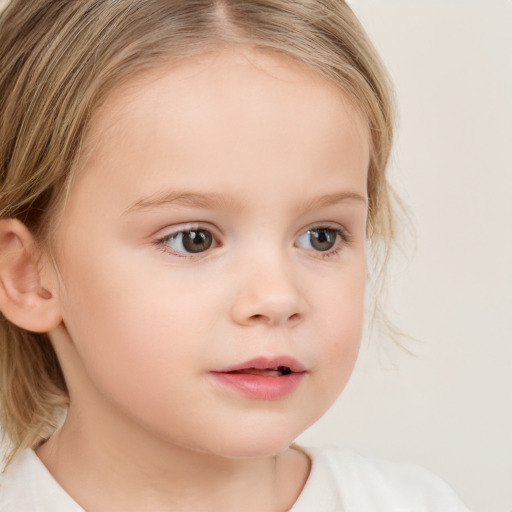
(49, 49, 369, 457)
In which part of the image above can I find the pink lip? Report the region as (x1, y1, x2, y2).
(210, 355, 307, 401)
(213, 356, 307, 373)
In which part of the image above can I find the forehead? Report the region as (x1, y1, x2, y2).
(68, 48, 369, 217)
(81, 48, 368, 163)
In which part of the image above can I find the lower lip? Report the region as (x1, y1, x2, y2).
(210, 372, 305, 400)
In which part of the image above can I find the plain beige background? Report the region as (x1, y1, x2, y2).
(297, 2, 512, 512)
(0, 1, 509, 510)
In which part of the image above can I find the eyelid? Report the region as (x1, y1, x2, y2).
(155, 221, 216, 238)
(153, 222, 221, 258)
(297, 222, 351, 240)
(294, 223, 352, 256)
(152, 221, 352, 260)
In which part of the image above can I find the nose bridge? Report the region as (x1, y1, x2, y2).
(230, 243, 307, 327)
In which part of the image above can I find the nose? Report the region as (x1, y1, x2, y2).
(229, 256, 308, 328)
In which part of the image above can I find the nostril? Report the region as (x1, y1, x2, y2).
(248, 312, 301, 324)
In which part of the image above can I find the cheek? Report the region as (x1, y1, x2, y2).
(57, 239, 232, 414)
(311, 263, 366, 390)
(57, 248, 202, 390)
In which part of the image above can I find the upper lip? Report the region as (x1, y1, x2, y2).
(211, 356, 307, 373)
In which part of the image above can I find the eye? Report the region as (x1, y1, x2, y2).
(296, 227, 343, 252)
(161, 229, 214, 255)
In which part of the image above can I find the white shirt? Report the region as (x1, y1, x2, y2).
(0, 445, 470, 511)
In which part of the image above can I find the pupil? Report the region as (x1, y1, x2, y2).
(182, 230, 213, 253)
(310, 229, 336, 251)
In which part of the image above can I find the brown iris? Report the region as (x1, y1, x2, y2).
(181, 230, 213, 253)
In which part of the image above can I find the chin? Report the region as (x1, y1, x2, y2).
(209, 440, 294, 460)
(193, 420, 309, 460)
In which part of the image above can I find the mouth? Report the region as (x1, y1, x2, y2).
(226, 366, 293, 377)
(210, 356, 306, 400)
(212, 356, 306, 376)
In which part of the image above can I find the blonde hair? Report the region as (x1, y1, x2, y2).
(0, 0, 395, 462)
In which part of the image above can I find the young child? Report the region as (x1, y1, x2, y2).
(0, 1, 470, 510)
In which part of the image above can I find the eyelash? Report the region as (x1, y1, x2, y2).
(154, 224, 351, 260)
(304, 226, 351, 260)
(154, 224, 219, 259)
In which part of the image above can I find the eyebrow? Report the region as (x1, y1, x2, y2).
(298, 190, 367, 211)
(123, 189, 367, 215)
(124, 191, 242, 214)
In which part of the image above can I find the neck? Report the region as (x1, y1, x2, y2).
(36, 402, 310, 512)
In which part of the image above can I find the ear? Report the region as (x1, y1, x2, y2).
(0, 219, 62, 332)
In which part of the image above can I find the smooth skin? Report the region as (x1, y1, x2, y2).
(0, 48, 370, 511)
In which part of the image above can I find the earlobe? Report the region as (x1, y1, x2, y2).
(0, 219, 62, 332)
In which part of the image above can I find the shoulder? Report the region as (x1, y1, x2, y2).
(0, 449, 84, 512)
(0, 450, 34, 511)
(292, 445, 471, 512)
